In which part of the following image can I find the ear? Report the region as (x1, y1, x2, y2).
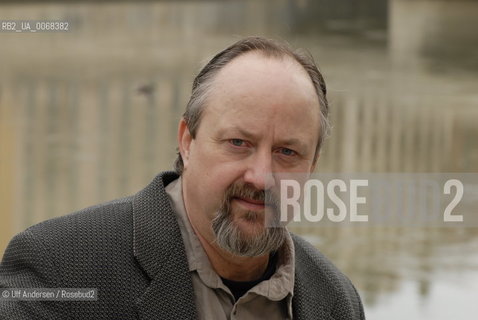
(178, 118, 193, 169)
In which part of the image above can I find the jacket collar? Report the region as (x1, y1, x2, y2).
(132, 171, 197, 319)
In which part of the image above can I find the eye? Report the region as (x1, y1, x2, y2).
(230, 139, 245, 147)
(279, 148, 296, 156)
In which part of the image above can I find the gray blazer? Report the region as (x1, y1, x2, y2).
(0, 172, 365, 319)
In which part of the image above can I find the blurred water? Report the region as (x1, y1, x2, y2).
(1, 0, 477, 319)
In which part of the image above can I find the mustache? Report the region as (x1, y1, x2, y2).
(223, 182, 280, 211)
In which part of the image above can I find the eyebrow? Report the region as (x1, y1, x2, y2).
(280, 138, 308, 152)
(219, 126, 310, 153)
(230, 127, 259, 141)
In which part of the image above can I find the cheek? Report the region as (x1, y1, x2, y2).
(185, 138, 251, 206)
(188, 140, 244, 181)
(184, 154, 229, 213)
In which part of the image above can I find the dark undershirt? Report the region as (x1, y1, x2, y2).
(220, 252, 279, 301)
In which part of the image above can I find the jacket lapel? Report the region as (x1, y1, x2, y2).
(292, 235, 336, 320)
(133, 172, 197, 319)
(293, 274, 336, 320)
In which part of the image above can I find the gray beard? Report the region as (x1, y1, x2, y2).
(212, 200, 287, 257)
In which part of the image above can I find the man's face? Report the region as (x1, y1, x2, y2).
(179, 52, 321, 256)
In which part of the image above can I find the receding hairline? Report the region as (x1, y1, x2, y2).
(201, 50, 322, 113)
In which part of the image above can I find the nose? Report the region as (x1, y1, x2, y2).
(243, 150, 275, 190)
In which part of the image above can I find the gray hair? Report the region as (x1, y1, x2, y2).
(174, 36, 330, 174)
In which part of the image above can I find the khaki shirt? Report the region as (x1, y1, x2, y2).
(165, 178, 295, 320)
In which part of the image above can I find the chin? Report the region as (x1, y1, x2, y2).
(234, 217, 266, 238)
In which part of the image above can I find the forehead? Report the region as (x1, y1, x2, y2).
(210, 52, 318, 106)
(199, 51, 321, 149)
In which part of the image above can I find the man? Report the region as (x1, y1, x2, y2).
(1, 37, 365, 319)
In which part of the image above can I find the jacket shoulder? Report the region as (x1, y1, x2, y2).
(2, 195, 136, 282)
(0, 195, 144, 319)
(27, 195, 134, 236)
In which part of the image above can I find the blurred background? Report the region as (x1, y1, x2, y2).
(0, 0, 477, 319)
